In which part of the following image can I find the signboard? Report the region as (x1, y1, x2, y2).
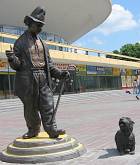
(0, 59, 16, 74)
(96, 66, 105, 75)
(87, 66, 112, 76)
(76, 64, 86, 76)
(0, 60, 8, 71)
(53, 63, 76, 70)
(76, 64, 86, 72)
(87, 65, 97, 75)
(104, 67, 112, 75)
(113, 68, 120, 76)
(68, 64, 76, 70)
(126, 69, 132, 76)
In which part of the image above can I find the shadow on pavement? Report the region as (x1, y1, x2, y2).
(98, 148, 119, 159)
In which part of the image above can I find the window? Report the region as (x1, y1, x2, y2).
(0, 26, 3, 32)
(54, 35, 61, 43)
(48, 45, 56, 50)
(3, 37, 16, 44)
(39, 32, 47, 40)
(2, 26, 26, 35)
(0, 36, 3, 42)
(47, 33, 54, 41)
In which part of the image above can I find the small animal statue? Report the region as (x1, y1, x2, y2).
(115, 117, 135, 155)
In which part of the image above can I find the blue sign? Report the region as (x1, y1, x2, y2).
(87, 65, 97, 75)
(104, 67, 112, 75)
(96, 66, 105, 75)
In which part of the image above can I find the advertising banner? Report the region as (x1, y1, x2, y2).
(87, 66, 112, 76)
(113, 68, 120, 76)
(0, 59, 8, 71)
(87, 65, 97, 75)
(0, 59, 15, 73)
(104, 67, 112, 75)
(96, 66, 105, 75)
(126, 69, 132, 76)
(53, 63, 76, 70)
(76, 64, 86, 76)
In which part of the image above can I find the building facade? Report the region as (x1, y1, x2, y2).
(0, 0, 140, 98)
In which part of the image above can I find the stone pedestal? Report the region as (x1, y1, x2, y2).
(0, 132, 86, 164)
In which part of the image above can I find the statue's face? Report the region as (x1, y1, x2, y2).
(119, 117, 134, 135)
(29, 22, 44, 35)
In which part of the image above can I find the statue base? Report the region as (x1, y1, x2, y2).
(0, 132, 86, 164)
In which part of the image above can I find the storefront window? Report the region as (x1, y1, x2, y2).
(54, 35, 61, 43)
(3, 26, 17, 35)
(47, 33, 54, 41)
(3, 37, 16, 44)
(39, 32, 47, 40)
(0, 36, 3, 42)
(0, 26, 3, 32)
(48, 45, 56, 50)
(0, 25, 69, 44)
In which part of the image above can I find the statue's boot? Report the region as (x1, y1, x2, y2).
(129, 151, 135, 155)
(46, 126, 65, 138)
(22, 129, 40, 139)
(124, 149, 130, 154)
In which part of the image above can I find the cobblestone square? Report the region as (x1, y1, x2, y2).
(0, 90, 140, 164)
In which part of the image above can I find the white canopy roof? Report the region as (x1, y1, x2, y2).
(0, 0, 111, 42)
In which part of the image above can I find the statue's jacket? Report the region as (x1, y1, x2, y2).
(8, 30, 61, 100)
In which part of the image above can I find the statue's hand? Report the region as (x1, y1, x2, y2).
(5, 50, 14, 61)
(61, 71, 70, 81)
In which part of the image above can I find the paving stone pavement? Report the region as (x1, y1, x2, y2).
(0, 89, 140, 164)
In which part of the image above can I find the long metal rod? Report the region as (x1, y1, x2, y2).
(8, 64, 12, 98)
(51, 64, 75, 123)
(51, 80, 65, 123)
(7, 45, 13, 98)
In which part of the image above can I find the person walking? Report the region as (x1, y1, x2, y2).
(136, 75, 140, 100)
(133, 76, 138, 95)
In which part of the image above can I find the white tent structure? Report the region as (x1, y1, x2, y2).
(0, 0, 112, 42)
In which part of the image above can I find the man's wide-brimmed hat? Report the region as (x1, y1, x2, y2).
(24, 6, 46, 25)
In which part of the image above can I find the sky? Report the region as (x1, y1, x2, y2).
(74, 0, 140, 52)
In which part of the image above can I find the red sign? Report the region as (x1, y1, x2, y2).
(53, 63, 76, 70)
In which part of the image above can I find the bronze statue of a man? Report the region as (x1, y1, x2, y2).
(6, 7, 70, 139)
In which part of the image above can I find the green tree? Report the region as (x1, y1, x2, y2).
(113, 50, 120, 54)
(114, 42, 140, 58)
(120, 44, 135, 57)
